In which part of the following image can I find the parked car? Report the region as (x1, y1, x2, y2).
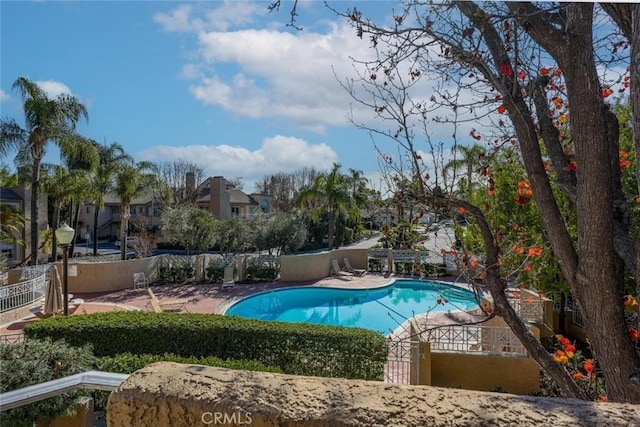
(114, 236, 138, 248)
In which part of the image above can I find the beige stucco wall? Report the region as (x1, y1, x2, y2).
(280, 248, 369, 282)
(57, 257, 162, 293)
(107, 362, 640, 427)
(429, 352, 540, 395)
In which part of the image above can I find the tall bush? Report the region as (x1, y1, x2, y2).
(0, 338, 95, 427)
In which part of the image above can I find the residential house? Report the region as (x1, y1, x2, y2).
(0, 186, 48, 266)
(76, 193, 162, 241)
(77, 176, 276, 240)
(194, 176, 276, 219)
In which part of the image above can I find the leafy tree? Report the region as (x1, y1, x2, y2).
(86, 141, 133, 255)
(443, 144, 486, 199)
(161, 205, 217, 255)
(321, 1, 640, 401)
(39, 165, 87, 261)
(255, 167, 320, 212)
(214, 218, 252, 261)
(297, 163, 357, 250)
(113, 162, 160, 260)
(0, 205, 25, 247)
(157, 159, 205, 208)
(253, 213, 307, 256)
(0, 77, 88, 264)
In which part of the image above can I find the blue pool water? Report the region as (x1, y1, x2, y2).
(224, 280, 479, 334)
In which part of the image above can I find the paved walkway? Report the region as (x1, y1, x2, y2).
(0, 273, 396, 336)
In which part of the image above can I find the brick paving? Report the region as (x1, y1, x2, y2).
(0, 273, 394, 335)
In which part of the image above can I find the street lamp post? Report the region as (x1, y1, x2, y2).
(55, 224, 75, 315)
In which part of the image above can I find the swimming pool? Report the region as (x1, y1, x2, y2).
(224, 280, 479, 335)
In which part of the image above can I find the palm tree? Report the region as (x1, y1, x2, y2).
(443, 143, 485, 199)
(39, 165, 86, 261)
(297, 163, 356, 250)
(87, 142, 132, 255)
(113, 161, 159, 260)
(0, 77, 88, 264)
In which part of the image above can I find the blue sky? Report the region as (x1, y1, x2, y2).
(1, 0, 413, 193)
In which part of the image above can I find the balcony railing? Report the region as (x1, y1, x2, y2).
(422, 324, 528, 356)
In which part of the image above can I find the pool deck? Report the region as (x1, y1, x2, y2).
(0, 273, 485, 337)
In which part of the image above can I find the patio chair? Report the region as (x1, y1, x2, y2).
(133, 272, 150, 289)
(343, 258, 367, 276)
(146, 288, 188, 313)
(222, 265, 237, 290)
(331, 259, 353, 280)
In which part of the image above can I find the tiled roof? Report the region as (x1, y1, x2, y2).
(0, 188, 22, 201)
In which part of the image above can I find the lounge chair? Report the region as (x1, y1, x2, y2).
(133, 272, 150, 289)
(331, 259, 353, 280)
(221, 265, 237, 290)
(146, 288, 188, 313)
(343, 258, 367, 276)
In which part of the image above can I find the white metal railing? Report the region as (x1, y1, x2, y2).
(422, 324, 527, 356)
(0, 371, 128, 411)
(507, 296, 545, 324)
(0, 273, 47, 313)
(385, 340, 420, 384)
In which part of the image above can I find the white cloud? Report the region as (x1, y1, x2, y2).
(35, 80, 72, 98)
(185, 22, 379, 133)
(0, 89, 9, 102)
(154, 1, 265, 33)
(136, 135, 338, 186)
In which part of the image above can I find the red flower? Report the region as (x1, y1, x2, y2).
(565, 344, 576, 353)
(620, 160, 631, 168)
(458, 206, 466, 215)
(583, 360, 594, 372)
(499, 63, 513, 77)
(497, 105, 506, 114)
(629, 327, 640, 342)
(523, 265, 531, 271)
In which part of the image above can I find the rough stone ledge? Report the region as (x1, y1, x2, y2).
(107, 362, 640, 427)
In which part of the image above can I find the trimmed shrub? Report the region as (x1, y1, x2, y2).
(205, 264, 224, 282)
(96, 352, 283, 374)
(0, 338, 95, 427)
(25, 312, 388, 380)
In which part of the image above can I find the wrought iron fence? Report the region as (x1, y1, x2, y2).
(422, 324, 527, 356)
(507, 295, 545, 323)
(385, 339, 420, 384)
(572, 302, 585, 328)
(0, 273, 47, 313)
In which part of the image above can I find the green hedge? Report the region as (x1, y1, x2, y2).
(24, 312, 388, 380)
(96, 352, 283, 374)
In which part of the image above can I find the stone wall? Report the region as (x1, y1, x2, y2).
(107, 363, 640, 427)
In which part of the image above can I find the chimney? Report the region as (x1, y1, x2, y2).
(186, 172, 195, 193)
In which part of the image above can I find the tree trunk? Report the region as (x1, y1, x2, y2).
(120, 204, 129, 261)
(92, 207, 99, 256)
(560, 4, 640, 402)
(70, 198, 81, 256)
(50, 204, 60, 262)
(29, 157, 41, 265)
(327, 211, 335, 250)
